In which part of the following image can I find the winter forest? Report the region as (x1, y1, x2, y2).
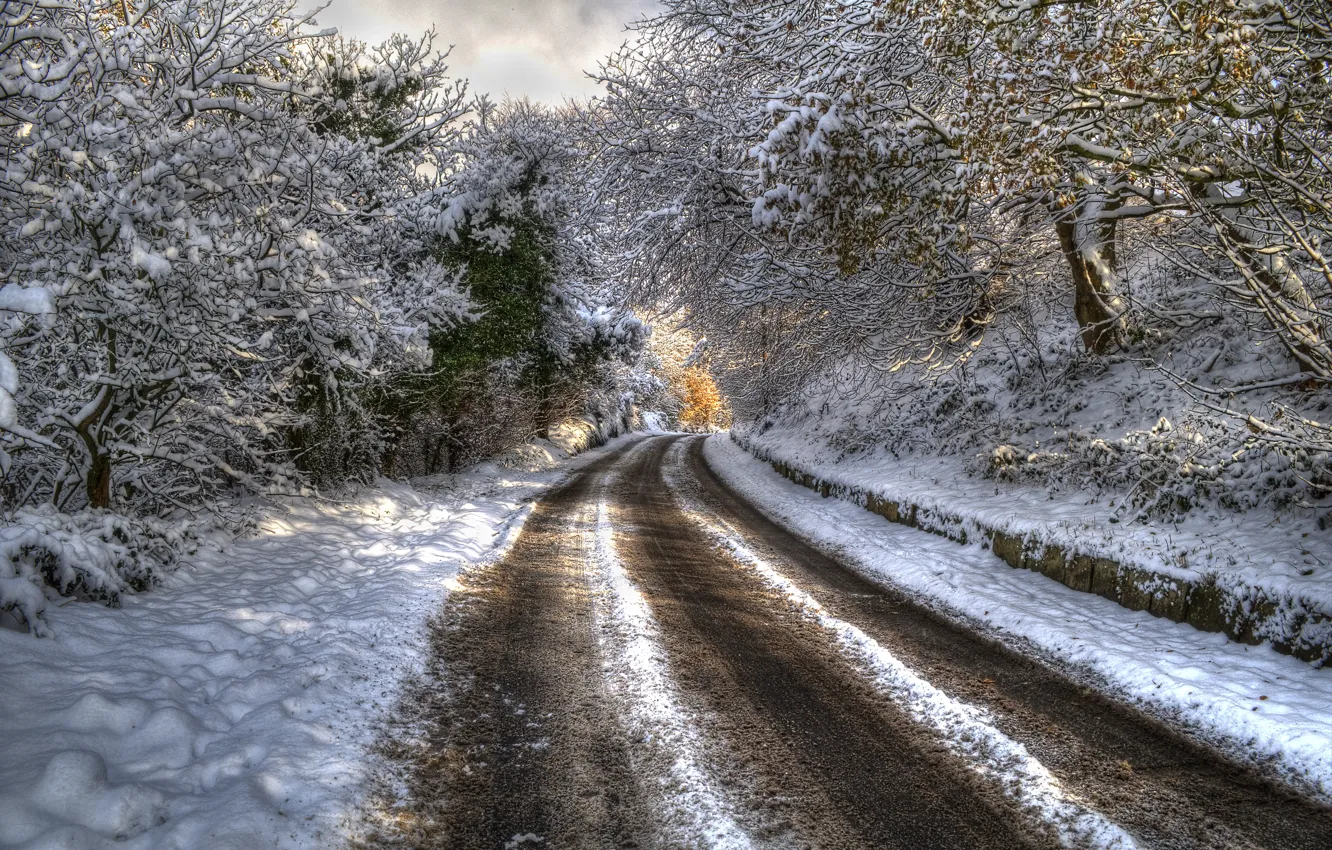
(5, 0, 1330, 627)
(3, 0, 1332, 844)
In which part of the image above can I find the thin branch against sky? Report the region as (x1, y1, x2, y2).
(303, 0, 661, 103)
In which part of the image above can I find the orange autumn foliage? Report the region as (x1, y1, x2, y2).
(678, 367, 730, 431)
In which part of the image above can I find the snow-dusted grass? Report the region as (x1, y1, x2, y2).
(665, 443, 1137, 849)
(0, 437, 634, 850)
(587, 450, 754, 849)
(705, 435, 1332, 804)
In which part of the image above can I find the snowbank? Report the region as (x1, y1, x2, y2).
(733, 423, 1332, 664)
(0, 436, 633, 849)
(706, 435, 1332, 804)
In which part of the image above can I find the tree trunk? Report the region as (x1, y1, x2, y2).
(74, 381, 115, 510)
(86, 451, 112, 509)
(1054, 196, 1126, 354)
(536, 395, 553, 440)
(427, 433, 444, 475)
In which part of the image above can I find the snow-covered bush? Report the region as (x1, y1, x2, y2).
(0, 507, 198, 635)
(980, 416, 1331, 521)
(755, 236, 1332, 522)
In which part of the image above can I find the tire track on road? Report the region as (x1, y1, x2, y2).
(612, 436, 1059, 850)
(363, 443, 654, 850)
(677, 435, 1332, 850)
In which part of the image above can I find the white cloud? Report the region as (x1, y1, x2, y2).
(303, 0, 659, 102)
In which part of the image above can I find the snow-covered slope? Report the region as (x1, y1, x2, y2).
(734, 415, 1332, 663)
(0, 437, 633, 850)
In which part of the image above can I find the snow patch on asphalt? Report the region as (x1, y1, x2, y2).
(703, 434, 1332, 805)
(665, 443, 1137, 850)
(588, 491, 755, 850)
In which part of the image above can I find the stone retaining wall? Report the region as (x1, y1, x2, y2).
(734, 434, 1332, 666)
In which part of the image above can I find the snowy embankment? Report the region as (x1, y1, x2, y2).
(0, 437, 632, 850)
(733, 424, 1332, 664)
(705, 435, 1332, 804)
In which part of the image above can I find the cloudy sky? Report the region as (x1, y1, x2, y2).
(303, 0, 661, 103)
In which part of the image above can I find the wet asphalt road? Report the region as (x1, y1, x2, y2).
(361, 435, 1332, 849)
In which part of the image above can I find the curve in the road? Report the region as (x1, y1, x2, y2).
(359, 433, 1332, 850)
(611, 435, 1059, 849)
(675, 434, 1332, 850)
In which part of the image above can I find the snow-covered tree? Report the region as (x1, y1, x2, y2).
(280, 30, 474, 482)
(0, 0, 472, 513)
(592, 1, 1005, 378)
(919, 0, 1332, 362)
(0, 0, 481, 628)
(598, 0, 1330, 372)
(379, 100, 646, 473)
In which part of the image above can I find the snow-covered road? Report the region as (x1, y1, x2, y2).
(361, 434, 1332, 850)
(4, 433, 1331, 849)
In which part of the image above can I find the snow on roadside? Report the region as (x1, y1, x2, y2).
(0, 437, 634, 850)
(734, 424, 1332, 638)
(586, 466, 754, 849)
(664, 442, 1137, 850)
(703, 435, 1332, 804)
